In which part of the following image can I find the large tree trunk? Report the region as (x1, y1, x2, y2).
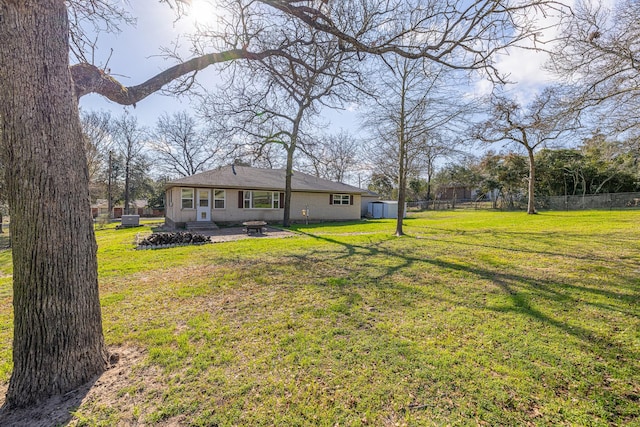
(124, 161, 131, 215)
(0, 1, 108, 408)
(425, 164, 432, 204)
(282, 114, 303, 228)
(395, 90, 407, 236)
(395, 138, 406, 237)
(283, 146, 294, 227)
(526, 148, 537, 214)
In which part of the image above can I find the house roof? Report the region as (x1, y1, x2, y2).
(362, 190, 380, 198)
(167, 166, 366, 194)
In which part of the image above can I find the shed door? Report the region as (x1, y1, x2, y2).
(372, 203, 384, 219)
(196, 189, 211, 222)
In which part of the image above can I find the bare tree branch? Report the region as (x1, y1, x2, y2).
(548, 0, 640, 132)
(150, 111, 231, 177)
(71, 48, 302, 104)
(260, 0, 567, 82)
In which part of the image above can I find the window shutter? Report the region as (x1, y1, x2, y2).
(350, 195, 354, 205)
(238, 191, 244, 209)
(280, 192, 284, 209)
(329, 194, 333, 205)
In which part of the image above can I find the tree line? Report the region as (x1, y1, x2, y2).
(428, 132, 640, 210)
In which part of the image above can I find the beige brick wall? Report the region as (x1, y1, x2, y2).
(166, 187, 362, 225)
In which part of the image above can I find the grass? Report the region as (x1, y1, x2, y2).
(0, 211, 639, 425)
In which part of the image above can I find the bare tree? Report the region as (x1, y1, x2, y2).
(0, 0, 566, 408)
(245, 143, 287, 169)
(151, 111, 228, 177)
(80, 110, 113, 200)
(420, 134, 459, 202)
(366, 57, 472, 235)
(303, 130, 361, 183)
(548, 0, 640, 132)
(472, 87, 577, 214)
(112, 114, 148, 215)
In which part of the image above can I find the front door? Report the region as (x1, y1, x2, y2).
(196, 189, 211, 222)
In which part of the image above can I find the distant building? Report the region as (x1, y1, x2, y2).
(437, 185, 479, 202)
(91, 199, 164, 218)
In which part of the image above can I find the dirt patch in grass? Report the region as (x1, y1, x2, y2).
(0, 346, 148, 426)
(142, 226, 296, 244)
(206, 226, 296, 243)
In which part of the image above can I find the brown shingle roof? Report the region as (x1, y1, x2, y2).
(167, 166, 365, 194)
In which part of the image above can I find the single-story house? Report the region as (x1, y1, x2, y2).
(164, 165, 368, 228)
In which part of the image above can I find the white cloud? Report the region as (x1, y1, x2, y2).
(469, 0, 571, 102)
(472, 0, 622, 103)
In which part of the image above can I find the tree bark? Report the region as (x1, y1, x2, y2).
(124, 161, 131, 215)
(526, 147, 537, 214)
(395, 80, 407, 237)
(282, 110, 304, 228)
(0, 1, 108, 408)
(395, 139, 406, 236)
(283, 139, 296, 228)
(283, 151, 293, 227)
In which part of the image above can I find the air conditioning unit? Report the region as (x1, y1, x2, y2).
(121, 215, 140, 227)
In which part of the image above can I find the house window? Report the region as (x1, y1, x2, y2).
(181, 188, 194, 209)
(332, 194, 351, 205)
(243, 191, 281, 209)
(214, 190, 225, 209)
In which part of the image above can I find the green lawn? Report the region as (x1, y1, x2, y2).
(0, 211, 639, 425)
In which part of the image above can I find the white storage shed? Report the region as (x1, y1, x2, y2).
(367, 201, 407, 219)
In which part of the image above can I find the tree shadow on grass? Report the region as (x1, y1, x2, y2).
(294, 229, 640, 364)
(285, 230, 639, 422)
(409, 225, 640, 265)
(0, 347, 141, 426)
(294, 234, 639, 422)
(0, 376, 97, 427)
